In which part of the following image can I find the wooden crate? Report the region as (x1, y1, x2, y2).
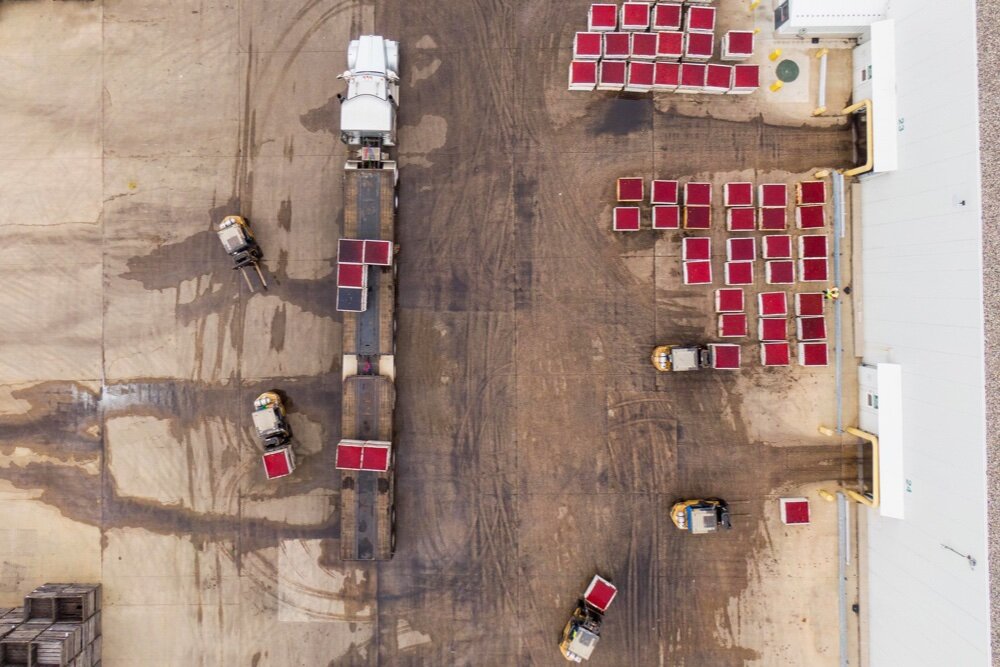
(33, 625, 81, 666)
(89, 636, 101, 665)
(0, 610, 24, 624)
(1, 625, 45, 666)
(78, 614, 99, 647)
(24, 594, 56, 623)
(53, 588, 98, 623)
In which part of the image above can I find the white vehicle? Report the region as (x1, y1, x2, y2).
(339, 35, 399, 147)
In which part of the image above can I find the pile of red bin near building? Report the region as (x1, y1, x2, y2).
(569, 1, 759, 94)
(612, 176, 832, 368)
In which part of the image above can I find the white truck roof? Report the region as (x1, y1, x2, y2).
(340, 76, 394, 136)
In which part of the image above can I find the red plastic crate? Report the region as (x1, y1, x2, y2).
(363, 239, 393, 266)
(625, 61, 655, 91)
(338, 238, 365, 263)
(651, 179, 679, 204)
(683, 206, 711, 229)
(678, 62, 707, 91)
(684, 182, 712, 206)
(758, 317, 787, 341)
(682, 236, 711, 261)
(574, 32, 603, 59)
(652, 205, 680, 229)
(583, 576, 618, 612)
(337, 262, 366, 288)
(684, 31, 714, 60)
(719, 313, 748, 338)
(758, 207, 786, 231)
(710, 343, 741, 370)
(613, 206, 641, 231)
(722, 30, 755, 60)
(758, 291, 788, 317)
(762, 234, 792, 259)
(683, 260, 713, 285)
(631, 32, 658, 60)
(653, 61, 680, 89)
(781, 498, 811, 524)
(686, 5, 716, 32)
(797, 180, 827, 205)
(798, 342, 829, 366)
(731, 64, 760, 92)
(725, 261, 754, 285)
(799, 258, 829, 282)
(603, 32, 631, 59)
(795, 292, 825, 316)
(652, 3, 682, 30)
(569, 60, 599, 90)
(727, 237, 756, 261)
(589, 3, 619, 31)
(724, 182, 753, 207)
(761, 341, 790, 366)
(598, 61, 627, 90)
(759, 183, 788, 208)
(765, 260, 795, 284)
(726, 207, 756, 231)
(796, 204, 826, 229)
(715, 288, 744, 313)
(656, 31, 684, 60)
(617, 177, 644, 202)
(799, 235, 828, 258)
(704, 64, 732, 93)
(797, 315, 827, 341)
(621, 2, 651, 30)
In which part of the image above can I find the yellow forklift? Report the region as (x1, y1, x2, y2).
(216, 215, 267, 291)
(670, 499, 732, 534)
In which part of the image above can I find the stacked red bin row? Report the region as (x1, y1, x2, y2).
(612, 177, 832, 367)
(569, 2, 759, 94)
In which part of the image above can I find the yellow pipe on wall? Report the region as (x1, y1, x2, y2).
(845, 427, 879, 508)
(841, 99, 874, 177)
(817, 425, 880, 509)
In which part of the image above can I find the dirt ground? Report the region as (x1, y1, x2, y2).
(0, 1, 862, 666)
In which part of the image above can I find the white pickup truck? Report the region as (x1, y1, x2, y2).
(339, 35, 399, 147)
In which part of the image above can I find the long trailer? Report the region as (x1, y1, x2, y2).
(335, 35, 400, 562)
(337, 375, 395, 560)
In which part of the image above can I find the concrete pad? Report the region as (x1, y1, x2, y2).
(106, 414, 241, 515)
(103, 49, 240, 158)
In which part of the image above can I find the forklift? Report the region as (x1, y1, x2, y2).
(559, 575, 618, 663)
(650, 344, 710, 372)
(252, 392, 296, 480)
(670, 498, 732, 534)
(216, 215, 267, 291)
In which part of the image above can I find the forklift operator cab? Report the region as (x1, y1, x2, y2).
(217, 216, 262, 269)
(252, 392, 291, 449)
(670, 499, 732, 534)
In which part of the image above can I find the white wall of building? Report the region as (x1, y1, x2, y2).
(858, 0, 989, 665)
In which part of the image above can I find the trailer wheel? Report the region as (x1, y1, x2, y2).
(390, 506, 397, 555)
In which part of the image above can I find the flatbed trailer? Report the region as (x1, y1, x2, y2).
(337, 158, 398, 561)
(338, 375, 395, 560)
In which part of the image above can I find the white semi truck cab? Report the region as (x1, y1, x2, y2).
(339, 35, 399, 148)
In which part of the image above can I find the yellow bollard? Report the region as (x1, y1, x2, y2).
(768, 48, 782, 61)
(769, 80, 784, 92)
(818, 489, 837, 503)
